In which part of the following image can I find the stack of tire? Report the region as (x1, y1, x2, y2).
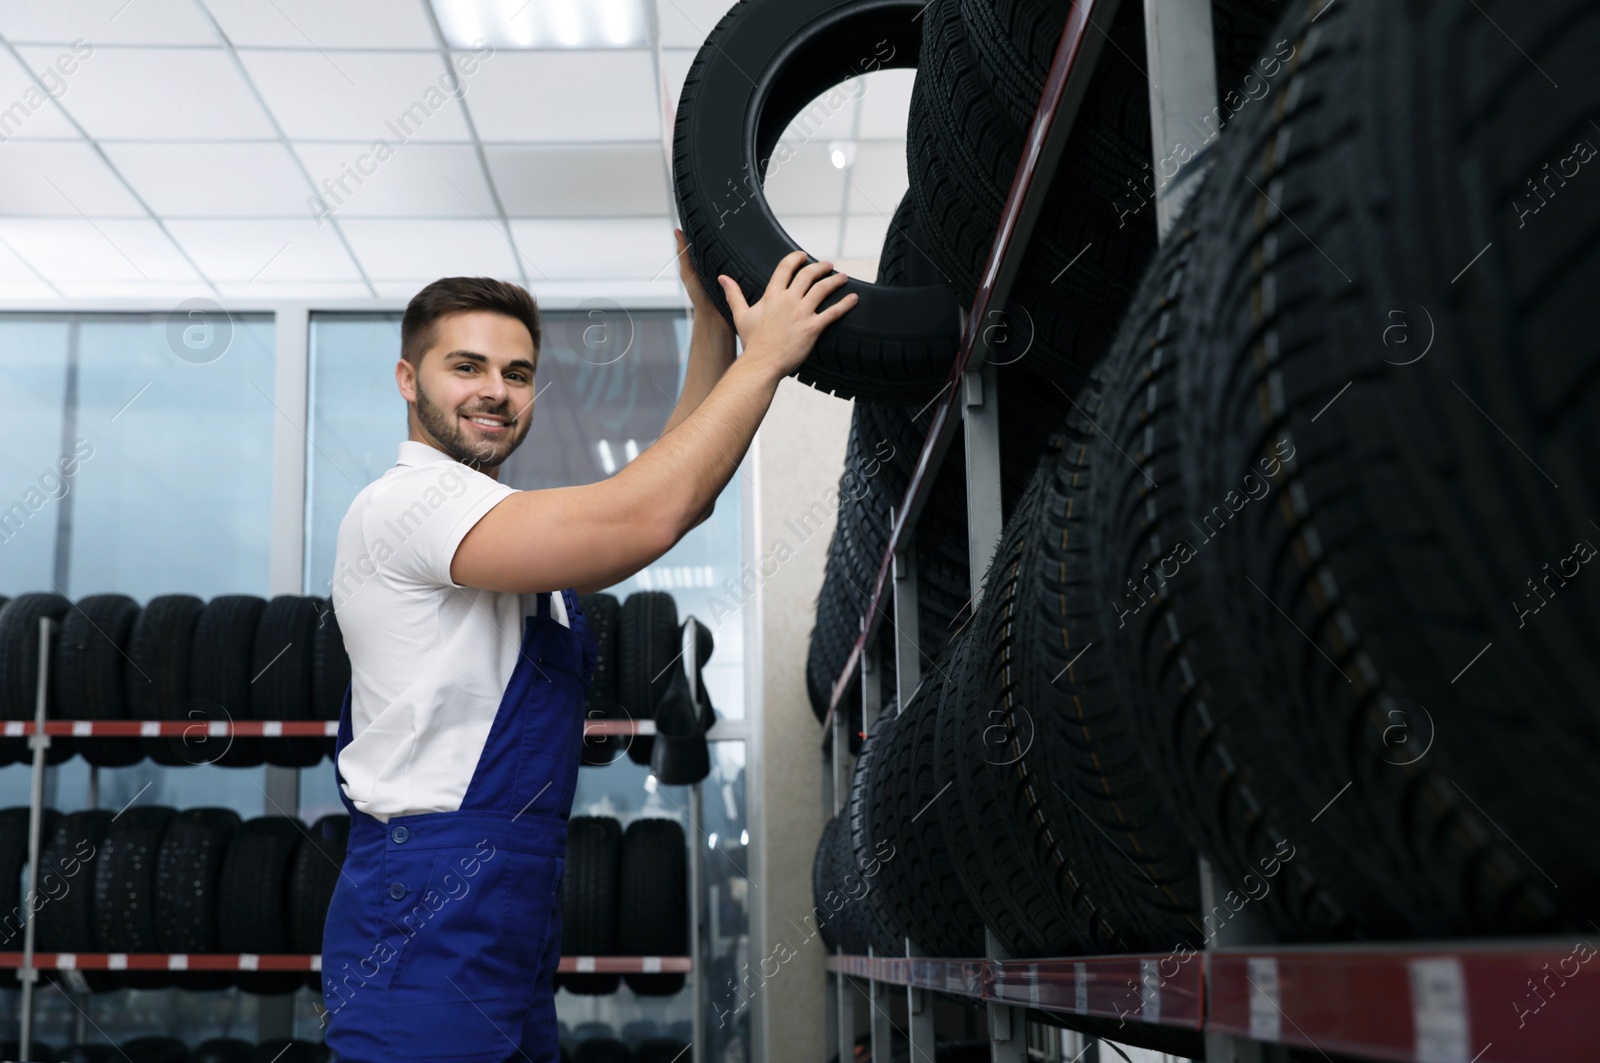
(557, 815, 689, 997)
(0, 593, 348, 769)
(0, 803, 348, 994)
(813, 0, 1600, 1016)
(3, 1038, 331, 1062)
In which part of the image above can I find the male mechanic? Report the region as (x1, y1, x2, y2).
(319, 231, 856, 1062)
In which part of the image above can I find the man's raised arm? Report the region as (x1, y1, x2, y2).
(450, 250, 856, 596)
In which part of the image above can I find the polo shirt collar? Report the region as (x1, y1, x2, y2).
(396, 440, 457, 468)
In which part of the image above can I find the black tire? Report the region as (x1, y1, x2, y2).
(252, 595, 324, 767)
(673, 0, 961, 404)
(908, 0, 1156, 389)
(562, 815, 622, 994)
(216, 815, 303, 954)
(1014, 383, 1205, 952)
(189, 595, 268, 768)
(128, 594, 205, 767)
(54, 594, 144, 767)
(634, 1039, 690, 1063)
(0, 592, 75, 765)
(876, 192, 946, 289)
(812, 815, 841, 951)
(846, 709, 904, 955)
(35, 809, 113, 953)
(121, 1037, 189, 1063)
(573, 1039, 632, 1063)
(154, 806, 239, 952)
(311, 598, 348, 762)
(619, 592, 679, 766)
(93, 804, 177, 989)
(61, 1046, 117, 1063)
(288, 813, 350, 953)
(579, 593, 627, 766)
(618, 817, 687, 995)
(0, 806, 56, 953)
(252, 1040, 330, 1063)
(1184, 0, 1600, 935)
(193, 1039, 255, 1063)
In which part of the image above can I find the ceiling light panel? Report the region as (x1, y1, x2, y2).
(430, 0, 652, 49)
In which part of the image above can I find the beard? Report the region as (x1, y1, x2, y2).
(413, 376, 530, 470)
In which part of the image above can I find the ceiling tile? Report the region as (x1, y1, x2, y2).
(0, 46, 92, 139)
(778, 84, 860, 147)
(488, 144, 669, 217)
(339, 218, 520, 280)
(54, 280, 216, 299)
(16, 45, 277, 140)
(842, 212, 892, 259)
(205, 0, 438, 48)
(0, 218, 200, 281)
(764, 141, 846, 215)
(773, 216, 841, 260)
(0, 1, 218, 45)
(844, 141, 908, 216)
(294, 142, 493, 218)
(104, 141, 311, 216)
(856, 68, 915, 140)
(510, 219, 677, 279)
(0, 141, 146, 216)
(0, 281, 58, 300)
(654, 0, 729, 49)
(213, 280, 374, 300)
(465, 51, 659, 142)
(0, 236, 41, 281)
(239, 49, 476, 141)
(165, 218, 362, 281)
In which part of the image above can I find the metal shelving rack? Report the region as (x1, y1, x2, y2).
(816, 3, 1596, 1063)
(11, 616, 697, 1061)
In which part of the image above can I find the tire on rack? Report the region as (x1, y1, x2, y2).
(93, 804, 178, 989)
(578, 594, 627, 767)
(189, 595, 268, 768)
(562, 815, 623, 995)
(121, 1037, 190, 1063)
(846, 708, 905, 955)
(0, 806, 56, 954)
(217, 815, 306, 994)
(54, 594, 145, 768)
(1185, 0, 1600, 935)
(192, 1039, 256, 1063)
(312, 599, 348, 763)
(907, 0, 1157, 393)
(289, 813, 350, 954)
(673, 0, 961, 405)
(36, 809, 113, 955)
(0, 592, 75, 765)
(128, 595, 206, 767)
(252, 595, 324, 768)
(154, 806, 241, 991)
(618, 817, 688, 996)
(619, 592, 679, 766)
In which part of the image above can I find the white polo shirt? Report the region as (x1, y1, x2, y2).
(329, 439, 569, 822)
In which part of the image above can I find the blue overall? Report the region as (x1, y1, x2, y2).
(322, 589, 595, 1062)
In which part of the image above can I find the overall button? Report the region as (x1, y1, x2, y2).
(389, 881, 406, 899)
(391, 825, 410, 843)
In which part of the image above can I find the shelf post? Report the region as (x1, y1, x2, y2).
(962, 362, 1004, 610)
(985, 930, 1025, 1063)
(907, 940, 934, 1063)
(19, 616, 57, 1061)
(869, 944, 894, 1063)
(890, 520, 920, 703)
(1141, 0, 1221, 237)
(837, 955, 857, 1063)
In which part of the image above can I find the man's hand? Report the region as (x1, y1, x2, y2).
(717, 250, 857, 379)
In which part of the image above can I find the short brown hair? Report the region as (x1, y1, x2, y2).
(400, 277, 541, 368)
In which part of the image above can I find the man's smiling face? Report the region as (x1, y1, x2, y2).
(400, 309, 538, 473)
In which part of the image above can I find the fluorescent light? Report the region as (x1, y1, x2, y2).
(597, 439, 616, 474)
(828, 140, 857, 169)
(624, 438, 639, 462)
(740, 829, 749, 846)
(708, 831, 719, 849)
(430, 0, 652, 48)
